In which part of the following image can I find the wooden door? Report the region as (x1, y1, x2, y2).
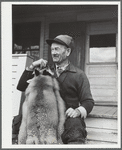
(85, 21, 118, 104)
(48, 21, 86, 70)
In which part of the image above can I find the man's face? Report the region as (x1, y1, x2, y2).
(51, 43, 70, 64)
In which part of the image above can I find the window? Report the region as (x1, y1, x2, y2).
(89, 34, 116, 63)
(13, 22, 41, 60)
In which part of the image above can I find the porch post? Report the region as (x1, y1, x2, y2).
(39, 18, 45, 59)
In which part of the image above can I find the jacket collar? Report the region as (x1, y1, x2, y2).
(49, 62, 76, 84)
(66, 62, 76, 73)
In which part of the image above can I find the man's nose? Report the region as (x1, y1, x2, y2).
(52, 50, 58, 55)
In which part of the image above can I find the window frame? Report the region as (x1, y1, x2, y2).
(87, 33, 117, 65)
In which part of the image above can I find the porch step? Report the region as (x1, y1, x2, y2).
(86, 127, 117, 144)
(86, 139, 117, 144)
(85, 117, 117, 130)
(85, 117, 118, 144)
(88, 105, 117, 119)
(58, 105, 118, 145)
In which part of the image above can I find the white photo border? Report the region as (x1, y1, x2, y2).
(1, 1, 121, 149)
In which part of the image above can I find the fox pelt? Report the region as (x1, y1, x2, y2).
(18, 69, 66, 144)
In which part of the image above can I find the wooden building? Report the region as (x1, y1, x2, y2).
(12, 5, 119, 145)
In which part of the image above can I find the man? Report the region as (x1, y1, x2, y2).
(16, 35, 94, 144)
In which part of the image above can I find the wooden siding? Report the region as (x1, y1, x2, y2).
(85, 21, 118, 103)
(85, 117, 118, 144)
(43, 18, 49, 60)
(87, 21, 117, 35)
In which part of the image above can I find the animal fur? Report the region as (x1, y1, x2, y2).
(18, 70, 65, 144)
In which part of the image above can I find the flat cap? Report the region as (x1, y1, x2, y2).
(46, 35, 74, 51)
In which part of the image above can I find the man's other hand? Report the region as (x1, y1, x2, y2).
(66, 108, 81, 118)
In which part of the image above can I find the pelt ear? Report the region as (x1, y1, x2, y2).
(43, 68, 54, 76)
(26, 79, 33, 83)
(35, 69, 40, 76)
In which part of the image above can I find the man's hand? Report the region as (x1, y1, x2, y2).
(66, 108, 81, 118)
(28, 59, 48, 71)
(33, 59, 47, 69)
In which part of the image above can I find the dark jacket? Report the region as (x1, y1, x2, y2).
(17, 63, 94, 115)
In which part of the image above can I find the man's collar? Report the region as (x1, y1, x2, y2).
(50, 62, 76, 73)
(56, 63, 69, 71)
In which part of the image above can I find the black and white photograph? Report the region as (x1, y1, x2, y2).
(1, 1, 121, 149)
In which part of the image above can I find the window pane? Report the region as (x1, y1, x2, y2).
(90, 34, 116, 47)
(90, 47, 116, 62)
(89, 34, 116, 63)
(13, 22, 40, 52)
